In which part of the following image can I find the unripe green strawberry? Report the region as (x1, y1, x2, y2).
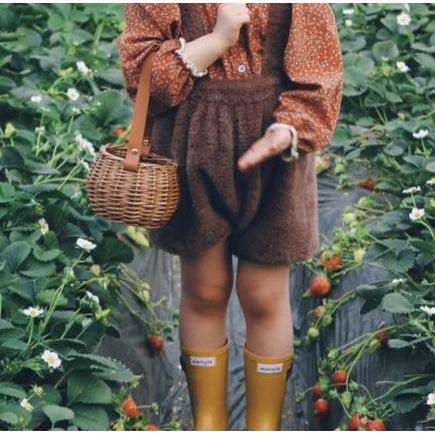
(308, 327, 320, 340)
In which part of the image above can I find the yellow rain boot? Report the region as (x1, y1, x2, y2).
(244, 345, 293, 430)
(180, 338, 230, 430)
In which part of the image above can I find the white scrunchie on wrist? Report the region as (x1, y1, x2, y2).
(174, 37, 208, 78)
(266, 122, 299, 162)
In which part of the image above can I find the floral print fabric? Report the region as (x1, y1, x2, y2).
(118, 3, 344, 154)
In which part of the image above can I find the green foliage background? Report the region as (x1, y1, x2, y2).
(0, 2, 433, 431)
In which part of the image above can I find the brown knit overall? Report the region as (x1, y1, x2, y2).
(148, 4, 320, 265)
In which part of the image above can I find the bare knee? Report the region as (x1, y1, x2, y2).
(236, 264, 290, 320)
(182, 277, 233, 314)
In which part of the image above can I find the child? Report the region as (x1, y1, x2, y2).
(119, 3, 343, 430)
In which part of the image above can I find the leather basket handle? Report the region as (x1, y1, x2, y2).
(123, 51, 156, 172)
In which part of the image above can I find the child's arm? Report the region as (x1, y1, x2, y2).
(118, 4, 250, 116)
(271, 4, 344, 154)
(118, 4, 195, 115)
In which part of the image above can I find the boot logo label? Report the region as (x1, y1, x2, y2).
(190, 356, 216, 367)
(257, 363, 283, 374)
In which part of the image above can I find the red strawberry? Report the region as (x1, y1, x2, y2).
(348, 414, 368, 431)
(323, 256, 344, 272)
(333, 370, 348, 391)
(114, 127, 126, 138)
(314, 398, 330, 418)
(309, 276, 332, 298)
(122, 396, 141, 419)
(312, 382, 323, 399)
(147, 335, 164, 352)
(145, 425, 160, 431)
(359, 178, 376, 191)
(367, 419, 387, 431)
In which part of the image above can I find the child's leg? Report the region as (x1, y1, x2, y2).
(236, 259, 293, 430)
(179, 238, 233, 349)
(236, 259, 293, 355)
(178, 239, 233, 430)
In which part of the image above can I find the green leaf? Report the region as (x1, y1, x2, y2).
(3, 241, 31, 273)
(388, 338, 410, 349)
(71, 405, 109, 430)
(355, 283, 389, 300)
(21, 260, 56, 278)
(0, 411, 18, 425)
(383, 250, 415, 274)
(36, 289, 68, 307)
(425, 161, 435, 173)
(0, 382, 25, 399)
(391, 395, 423, 414)
(384, 144, 404, 157)
(43, 405, 75, 425)
(415, 52, 435, 73)
(91, 237, 133, 265)
(382, 292, 414, 314)
(67, 372, 111, 404)
(33, 246, 61, 262)
(372, 41, 398, 60)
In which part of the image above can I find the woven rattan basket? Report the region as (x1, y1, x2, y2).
(87, 52, 180, 229)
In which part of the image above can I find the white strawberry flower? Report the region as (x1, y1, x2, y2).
(396, 61, 409, 73)
(426, 178, 435, 186)
(345, 19, 353, 27)
(35, 126, 46, 134)
(427, 392, 435, 406)
(20, 398, 33, 412)
(41, 350, 62, 369)
(420, 306, 435, 316)
(76, 60, 91, 76)
(402, 186, 421, 194)
(391, 278, 405, 286)
(22, 306, 44, 318)
(80, 159, 90, 172)
(67, 87, 80, 101)
(76, 237, 96, 252)
(75, 133, 96, 157)
(412, 129, 429, 139)
(38, 218, 49, 235)
(31, 95, 42, 103)
(343, 8, 354, 15)
(85, 291, 100, 304)
(396, 12, 411, 26)
(409, 207, 425, 221)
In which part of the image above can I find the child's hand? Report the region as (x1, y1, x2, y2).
(237, 128, 293, 172)
(212, 3, 251, 49)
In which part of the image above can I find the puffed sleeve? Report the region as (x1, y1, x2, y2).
(272, 4, 344, 154)
(118, 4, 196, 115)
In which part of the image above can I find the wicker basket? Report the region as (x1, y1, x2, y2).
(87, 52, 180, 229)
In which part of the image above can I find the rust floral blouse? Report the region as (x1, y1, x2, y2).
(118, 3, 344, 154)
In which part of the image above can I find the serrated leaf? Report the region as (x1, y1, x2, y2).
(67, 372, 111, 404)
(382, 292, 414, 314)
(388, 338, 410, 349)
(43, 405, 74, 425)
(383, 250, 415, 274)
(0, 411, 18, 425)
(0, 382, 25, 399)
(391, 395, 423, 414)
(71, 405, 109, 431)
(33, 246, 61, 262)
(3, 241, 31, 273)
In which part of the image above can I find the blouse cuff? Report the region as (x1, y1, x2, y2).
(266, 122, 300, 162)
(174, 37, 208, 78)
